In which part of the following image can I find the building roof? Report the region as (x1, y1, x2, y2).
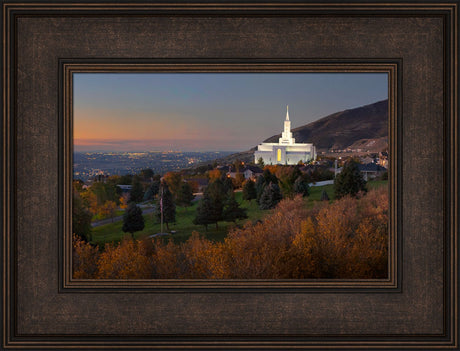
(357, 163, 387, 172)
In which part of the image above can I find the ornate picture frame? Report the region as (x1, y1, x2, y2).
(2, 1, 458, 349)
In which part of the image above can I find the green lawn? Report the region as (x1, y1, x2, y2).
(91, 192, 266, 246)
(90, 180, 388, 247)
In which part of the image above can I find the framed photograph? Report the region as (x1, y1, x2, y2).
(2, 1, 458, 349)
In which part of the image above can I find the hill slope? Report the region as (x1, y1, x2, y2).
(264, 99, 388, 152)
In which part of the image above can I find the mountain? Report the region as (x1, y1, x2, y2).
(264, 99, 388, 152)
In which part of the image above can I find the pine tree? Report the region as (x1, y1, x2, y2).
(223, 191, 248, 223)
(257, 157, 265, 168)
(320, 189, 330, 201)
(256, 170, 279, 202)
(259, 182, 283, 210)
(334, 161, 367, 199)
(129, 177, 144, 203)
(255, 175, 266, 202)
(143, 180, 160, 201)
(154, 183, 176, 231)
(205, 179, 226, 229)
(242, 180, 257, 201)
(222, 176, 234, 194)
(193, 192, 214, 231)
(176, 182, 195, 207)
(122, 202, 145, 239)
(293, 176, 310, 197)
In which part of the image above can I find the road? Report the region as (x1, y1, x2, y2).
(90, 193, 204, 228)
(91, 206, 155, 227)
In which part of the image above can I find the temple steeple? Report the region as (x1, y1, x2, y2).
(279, 105, 295, 145)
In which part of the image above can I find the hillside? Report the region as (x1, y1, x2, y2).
(207, 99, 388, 166)
(264, 99, 388, 152)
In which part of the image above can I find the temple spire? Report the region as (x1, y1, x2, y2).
(279, 105, 294, 145)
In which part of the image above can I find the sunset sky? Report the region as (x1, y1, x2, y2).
(74, 73, 388, 152)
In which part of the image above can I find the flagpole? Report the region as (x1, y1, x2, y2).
(160, 186, 164, 233)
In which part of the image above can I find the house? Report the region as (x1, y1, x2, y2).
(116, 184, 132, 193)
(243, 165, 263, 180)
(357, 163, 387, 181)
(226, 165, 263, 180)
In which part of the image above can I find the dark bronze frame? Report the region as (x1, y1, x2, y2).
(2, 1, 458, 349)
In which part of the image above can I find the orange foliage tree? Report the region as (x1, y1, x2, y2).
(96, 239, 153, 279)
(72, 235, 99, 279)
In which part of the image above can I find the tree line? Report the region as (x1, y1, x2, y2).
(73, 186, 388, 280)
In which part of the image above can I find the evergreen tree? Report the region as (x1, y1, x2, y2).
(255, 175, 266, 202)
(320, 189, 330, 201)
(256, 170, 279, 202)
(222, 176, 234, 194)
(257, 157, 265, 168)
(242, 180, 257, 201)
(334, 161, 367, 199)
(259, 182, 283, 210)
(193, 191, 214, 231)
(223, 191, 248, 223)
(205, 179, 226, 229)
(262, 169, 278, 185)
(143, 180, 160, 201)
(154, 182, 176, 231)
(122, 202, 145, 239)
(176, 182, 195, 207)
(129, 177, 144, 203)
(293, 175, 310, 197)
(140, 168, 154, 180)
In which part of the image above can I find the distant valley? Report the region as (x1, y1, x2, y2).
(73, 151, 233, 181)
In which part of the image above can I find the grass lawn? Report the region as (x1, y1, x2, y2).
(91, 192, 267, 246)
(90, 180, 388, 247)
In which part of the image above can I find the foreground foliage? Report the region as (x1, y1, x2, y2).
(73, 187, 388, 280)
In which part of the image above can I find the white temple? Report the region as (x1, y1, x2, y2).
(254, 106, 316, 165)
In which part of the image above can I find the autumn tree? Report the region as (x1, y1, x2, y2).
(154, 182, 176, 230)
(207, 169, 222, 182)
(122, 202, 145, 239)
(163, 171, 182, 199)
(334, 160, 367, 199)
(99, 200, 117, 222)
(72, 235, 99, 279)
(96, 239, 152, 279)
(242, 180, 257, 201)
(276, 166, 302, 198)
(119, 192, 130, 209)
(176, 182, 195, 207)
